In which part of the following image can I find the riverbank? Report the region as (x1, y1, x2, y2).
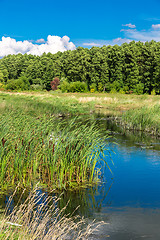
(1, 91, 160, 135)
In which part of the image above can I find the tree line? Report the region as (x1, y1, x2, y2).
(0, 40, 160, 94)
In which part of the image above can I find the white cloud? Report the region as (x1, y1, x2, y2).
(35, 38, 46, 43)
(124, 28, 160, 42)
(0, 35, 76, 57)
(113, 38, 132, 44)
(152, 24, 160, 30)
(83, 42, 102, 47)
(120, 29, 136, 32)
(122, 23, 136, 28)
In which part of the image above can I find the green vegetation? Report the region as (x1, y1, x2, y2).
(1, 41, 160, 94)
(0, 93, 109, 190)
(122, 105, 160, 136)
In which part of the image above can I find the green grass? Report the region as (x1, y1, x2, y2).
(121, 104, 160, 135)
(0, 92, 94, 116)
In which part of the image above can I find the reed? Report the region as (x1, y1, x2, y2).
(0, 108, 109, 190)
(121, 104, 160, 135)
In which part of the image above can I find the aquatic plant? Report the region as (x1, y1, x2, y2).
(0, 108, 109, 190)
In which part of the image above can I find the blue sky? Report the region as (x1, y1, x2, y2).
(0, 0, 160, 56)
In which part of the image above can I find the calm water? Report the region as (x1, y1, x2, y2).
(1, 116, 160, 240)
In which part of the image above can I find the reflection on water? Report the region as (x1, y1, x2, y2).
(1, 115, 160, 239)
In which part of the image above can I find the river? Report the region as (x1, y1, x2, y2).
(1, 115, 160, 240)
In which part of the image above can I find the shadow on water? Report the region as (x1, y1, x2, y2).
(1, 114, 160, 239)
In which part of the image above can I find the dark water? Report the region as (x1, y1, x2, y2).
(1, 116, 160, 239)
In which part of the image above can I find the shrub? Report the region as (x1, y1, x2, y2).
(151, 89, 156, 95)
(133, 83, 144, 95)
(60, 80, 70, 92)
(30, 84, 44, 91)
(60, 81, 88, 93)
(69, 81, 88, 93)
(90, 83, 97, 93)
(98, 83, 104, 92)
(5, 76, 30, 91)
(50, 77, 60, 90)
(119, 89, 125, 94)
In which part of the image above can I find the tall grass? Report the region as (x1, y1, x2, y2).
(0, 186, 104, 239)
(0, 108, 109, 190)
(121, 104, 160, 136)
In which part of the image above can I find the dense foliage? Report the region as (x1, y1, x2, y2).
(0, 40, 160, 94)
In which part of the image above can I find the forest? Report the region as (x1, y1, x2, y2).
(0, 40, 160, 94)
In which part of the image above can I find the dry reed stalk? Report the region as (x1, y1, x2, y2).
(0, 187, 106, 240)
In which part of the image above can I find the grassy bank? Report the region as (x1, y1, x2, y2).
(121, 105, 160, 136)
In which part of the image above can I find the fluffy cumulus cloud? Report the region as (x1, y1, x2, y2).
(0, 35, 76, 57)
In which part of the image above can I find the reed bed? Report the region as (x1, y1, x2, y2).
(0, 187, 104, 239)
(0, 106, 109, 190)
(121, 104, 160, 136)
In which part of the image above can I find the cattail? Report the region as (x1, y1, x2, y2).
(49, 140, 52, 148)
(52, 144, 55, 153)
(15, 144, 17, 153)
(2, 138, 6, 147)
(66, 146, 68, 154)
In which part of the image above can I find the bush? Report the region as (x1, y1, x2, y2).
(151, 89, 156, 95)
(119, 89, 125, 94)
(110, 88, 117, 93)
(5, 76, 30, 91)
(50, 77, 60, 90)
(60, 80, 70, 92)
(90, 83, 97, 93)
(133, 83, 144, 95)
(30, 84, 44, 91)
(60, 81, 88, 93)
(98, 83, 104, 92)
(69, 81, 88, 93)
